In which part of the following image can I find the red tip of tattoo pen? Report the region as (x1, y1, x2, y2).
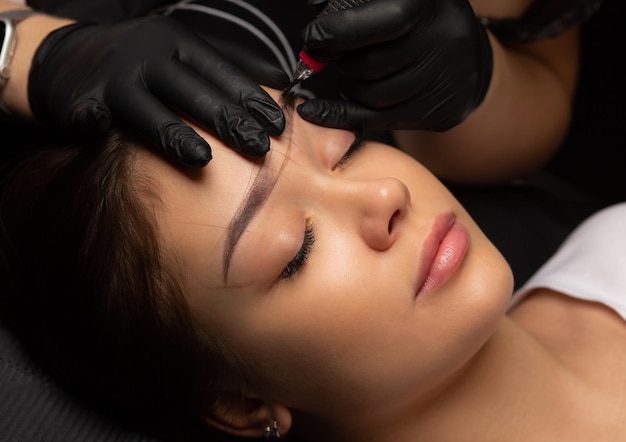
(281, 0, 371, 97)
(282, 50, 328, 97)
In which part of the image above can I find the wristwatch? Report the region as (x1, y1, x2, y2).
(0, 10, 39, 93)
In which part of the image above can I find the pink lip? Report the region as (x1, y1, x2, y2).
(415, 213, 469, 298)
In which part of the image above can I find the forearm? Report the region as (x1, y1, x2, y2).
(0, 1, 73, 119)
(394, 28, 579, 185)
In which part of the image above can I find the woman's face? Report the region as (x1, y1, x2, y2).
(144, 89, 513, 418)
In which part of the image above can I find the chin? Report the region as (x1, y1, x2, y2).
(466, 244, 514, 335)
(450, 234, 514, 339)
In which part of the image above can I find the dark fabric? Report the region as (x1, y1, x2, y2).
(0, 323, 160, 442)
(451, 176, 603, 290)
(544, 0, 626, 204)
(163, 0, 339, 100)
(26, 0, 170, 22)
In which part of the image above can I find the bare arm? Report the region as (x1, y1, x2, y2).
(0, 1, 74, 119)
(394, 1, 579, 185)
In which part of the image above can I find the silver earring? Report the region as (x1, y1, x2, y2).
(264, 420, 281, 439)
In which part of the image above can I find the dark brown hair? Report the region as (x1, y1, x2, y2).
(0, 130, 244, 434)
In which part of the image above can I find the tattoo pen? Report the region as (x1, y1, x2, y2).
(282, 0, 370, 97)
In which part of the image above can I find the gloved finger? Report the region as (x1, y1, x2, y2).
(202, 39, 290, 90)
(143, 60, 272, 157)
(221, 50, 289, 90)
(303, 0, 420, 52)
(110, 88, 213, 167)
(335, 3, 482, 77)
(297, 98, 378, 131)
(336, 33, 421, 80)
(338, 64, 438, 109)
(175, 37, 285, 136)
(66, 97, 113, 134)
(298, 97, 453, 131)
(307, 0, 328, 12)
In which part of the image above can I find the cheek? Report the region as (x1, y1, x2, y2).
(414, 223, 513, 371)
(227, 231, 511, 416)
(243, 235, 420, 408)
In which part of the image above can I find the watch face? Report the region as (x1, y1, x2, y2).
(0, 21, 6, 43)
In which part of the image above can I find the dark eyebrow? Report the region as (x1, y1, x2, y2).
(281, 90, 298, 112)
(222, 94, 296, 282)
(222, 168, 275, 282)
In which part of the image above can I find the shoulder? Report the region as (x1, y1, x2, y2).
(511, 203, 626, 318)
(510, 288, 626, 348)
(509, 204, 626, 359)
(510, 287, 626, 401)
(510, 288, 626, 436)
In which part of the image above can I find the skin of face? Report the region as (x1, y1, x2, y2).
(142, 88, 514, 431)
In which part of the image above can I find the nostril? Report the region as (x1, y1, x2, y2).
(389, 209, 400, 233)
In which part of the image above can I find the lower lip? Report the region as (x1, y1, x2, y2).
(416, 218, 469, 297)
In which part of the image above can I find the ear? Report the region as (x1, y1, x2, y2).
(202, 391, 292, 438)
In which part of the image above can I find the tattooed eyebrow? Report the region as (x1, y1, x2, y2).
(222, 92, 296, 282)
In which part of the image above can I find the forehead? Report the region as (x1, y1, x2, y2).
(134, 92, 297, 294)
(139, 138, 259, 280)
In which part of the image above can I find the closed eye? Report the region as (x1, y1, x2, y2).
(280, 223, 315, 280)
(334, 133, 365, 170)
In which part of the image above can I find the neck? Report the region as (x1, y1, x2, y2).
(301, 317, 586, 442)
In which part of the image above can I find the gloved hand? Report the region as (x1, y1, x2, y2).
(28, 16, 288, 167)
(296, 0, 493, 132)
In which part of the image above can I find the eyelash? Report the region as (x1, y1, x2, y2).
(280, 223, 315, 280)
(334, 133, 365, 169)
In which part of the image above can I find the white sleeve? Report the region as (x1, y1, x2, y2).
(511, 203, 626, 321)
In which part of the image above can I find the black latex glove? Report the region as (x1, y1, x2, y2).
(297, 0, 493, 132)
(28, 16, 288, 167)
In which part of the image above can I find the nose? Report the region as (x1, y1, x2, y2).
(350, 178, 410, 251)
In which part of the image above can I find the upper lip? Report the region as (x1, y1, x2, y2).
(414, 213, 456, 296)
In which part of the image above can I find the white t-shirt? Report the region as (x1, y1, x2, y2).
(511, 203, 626, 321)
